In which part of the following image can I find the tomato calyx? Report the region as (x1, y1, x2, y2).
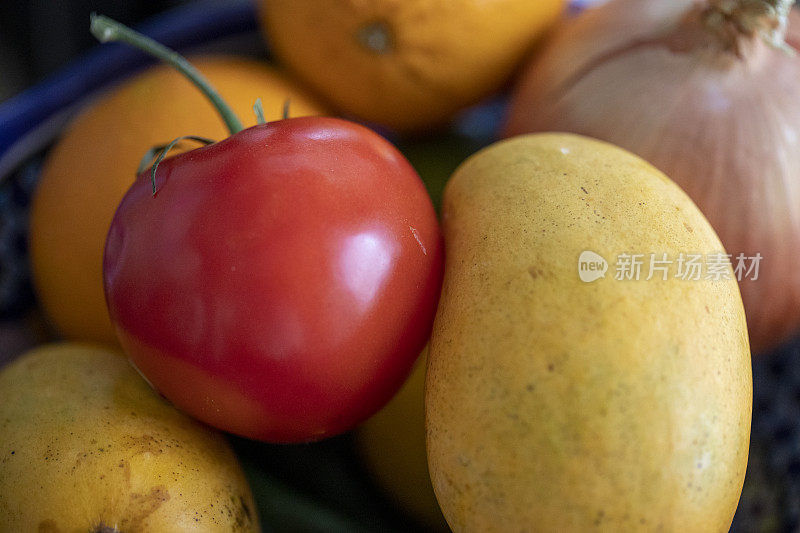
(91, 15, 299, 196)
(91, 14, 249, 196)
(252, 97, 292, 124)
(137, 136, 216, 195)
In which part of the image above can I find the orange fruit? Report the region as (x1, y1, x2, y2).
(30, 56, 326, 346)
(258, 0, 567, 133)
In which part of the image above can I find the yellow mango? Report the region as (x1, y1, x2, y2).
(426, 133, 752, 532)
(0, 343, 258, 532)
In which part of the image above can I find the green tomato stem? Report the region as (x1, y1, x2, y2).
(90, 13, 244, 134)
(253, 98, 266, 125)
(282, 98, 291, 120)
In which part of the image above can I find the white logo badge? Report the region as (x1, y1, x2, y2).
(578, 251, 608, 283)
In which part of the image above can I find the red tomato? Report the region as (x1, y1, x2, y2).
(103, 117, 443, 443)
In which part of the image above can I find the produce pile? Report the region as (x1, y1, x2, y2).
(0, 0, 798, 531)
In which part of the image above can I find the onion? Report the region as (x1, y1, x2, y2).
(504, 0, 800, 355)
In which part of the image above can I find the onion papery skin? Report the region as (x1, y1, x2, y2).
(504, 0, 800, 355)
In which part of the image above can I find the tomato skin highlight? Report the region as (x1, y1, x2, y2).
(103, 117, 444, 443)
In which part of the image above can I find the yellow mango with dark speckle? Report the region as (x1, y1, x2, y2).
(0, 343, 258, 532)
(426, 133, 752, 532)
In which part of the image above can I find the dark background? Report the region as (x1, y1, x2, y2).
(0, 0, 189, 101)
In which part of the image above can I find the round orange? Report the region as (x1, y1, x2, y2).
(258, 0, 566, 133)
(30, 56, 326, 346)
